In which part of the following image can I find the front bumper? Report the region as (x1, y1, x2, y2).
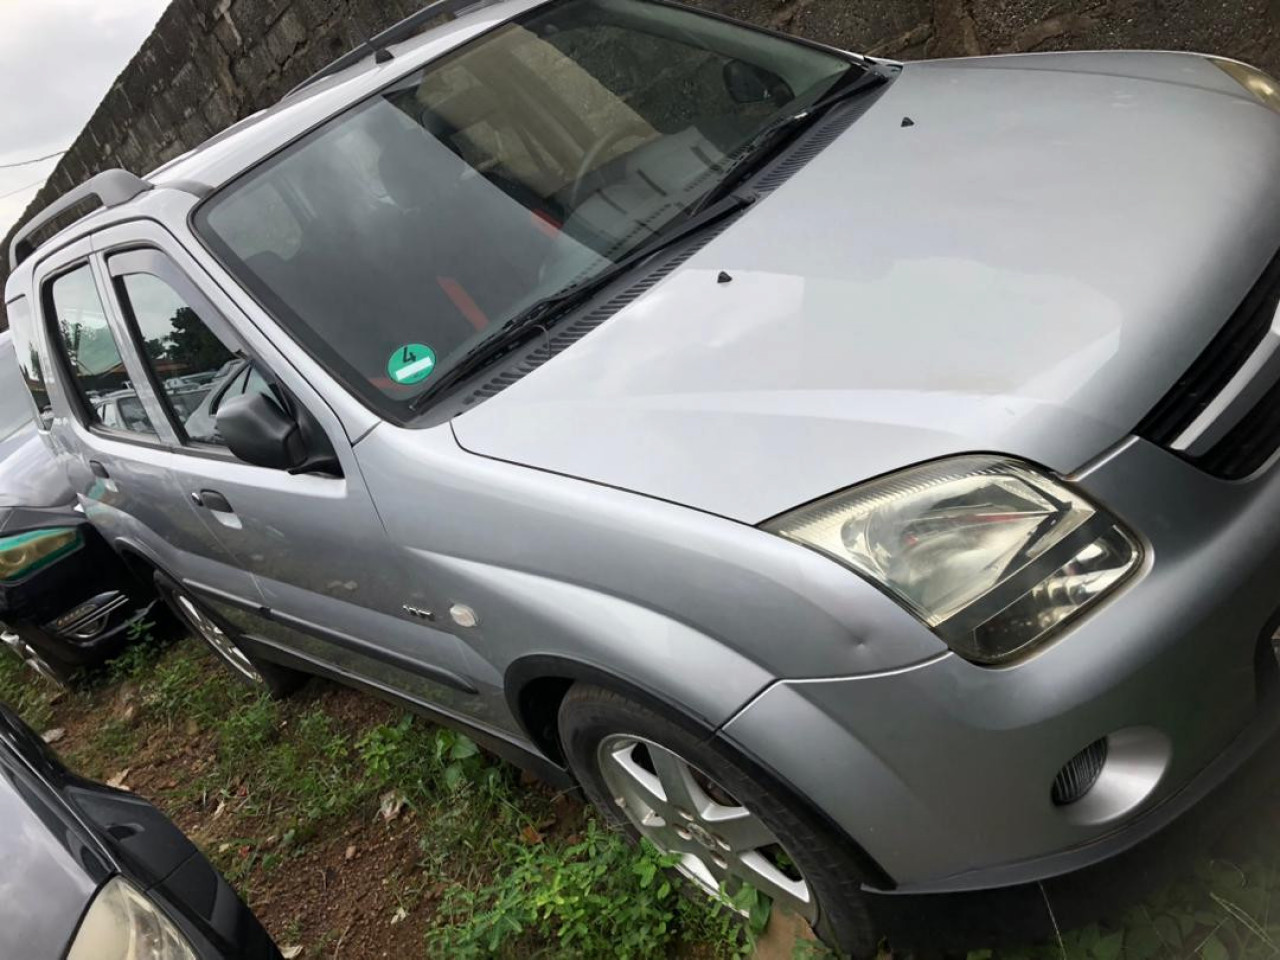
(0, 522, 153, 677)
(722, 438, 1280, 891)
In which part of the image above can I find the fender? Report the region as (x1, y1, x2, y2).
(420, 552, 777, 728)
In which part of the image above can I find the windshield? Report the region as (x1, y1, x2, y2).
(196, 0, 857, 420)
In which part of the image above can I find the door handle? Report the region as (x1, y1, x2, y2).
(197, 490, 234, 514)
(88, 460, 109, 479)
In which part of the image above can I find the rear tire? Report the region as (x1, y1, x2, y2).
(557, 682, 879, 958)
(154, 573, 304, 699)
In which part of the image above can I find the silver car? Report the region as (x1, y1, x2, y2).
(8, 0, 1280, 952)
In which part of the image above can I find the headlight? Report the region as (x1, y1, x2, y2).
(1211, 57, 1280, 112)
(763, 456, 1141, 664)
(67, 877, 197, 960)
(0, 527, 80, 581)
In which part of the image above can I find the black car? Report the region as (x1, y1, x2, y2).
(0, 701, 280, 958)
(0, 331, 156, 685)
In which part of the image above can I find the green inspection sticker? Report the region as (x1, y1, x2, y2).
(387, 343, 437, 386)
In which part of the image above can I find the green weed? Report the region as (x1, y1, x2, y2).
(105, 617, 164, 683)
(0, 646, 53, 730)
(143, 643, 243, 728)
(427, 818, 753, 958)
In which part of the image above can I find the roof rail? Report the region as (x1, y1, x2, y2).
(286, 0, 499, 98)
(9, 169, 152, 271)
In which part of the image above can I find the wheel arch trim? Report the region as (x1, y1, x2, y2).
(108, 537, 166, 585)
(503, 653, 896, 890)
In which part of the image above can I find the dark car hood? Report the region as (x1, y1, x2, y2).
(0, 777, 101, 958)
(0, 422, 74, 510)
(453, 51, 1280, 522)
(0, 704, 281, 959)
(0, 711, 107, 959)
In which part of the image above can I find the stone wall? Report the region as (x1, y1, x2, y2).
(0, 0, 428, 322)
(6, 0, 1280, 326)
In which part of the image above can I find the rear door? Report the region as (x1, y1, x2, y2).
(92, 223, 477, 706)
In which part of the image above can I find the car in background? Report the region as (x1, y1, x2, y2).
(95, 363, 252, 446)
(92, 388, 156, 435)
(0, 701, 280, 959)
(0, 332, 156, 685)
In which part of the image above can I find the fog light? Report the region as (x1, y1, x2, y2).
(49, 591, 130, 641)
(1052, 738, 1108, 806)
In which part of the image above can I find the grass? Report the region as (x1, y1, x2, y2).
(0, 639, 54, 731)
(426, 818, 746, 958)
(1, 635, 755, 958)
(967, 857, 1280, 960)
(10, 632, 1280, 959)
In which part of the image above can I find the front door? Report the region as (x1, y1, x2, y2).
(92, 227, 477, 709)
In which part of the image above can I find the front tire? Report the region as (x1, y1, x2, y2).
(557, 682, 879, 958)
(1, 625, 75, 688)
(154, 574, 304, 699)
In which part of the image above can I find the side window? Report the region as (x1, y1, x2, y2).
(47, 266, 156, 438)
(6, 297, 54, 429)
(114, 271, 238, 446)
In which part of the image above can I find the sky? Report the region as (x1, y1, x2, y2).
(0, 0, 170, 239)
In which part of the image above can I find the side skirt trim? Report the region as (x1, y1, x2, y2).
(240, 633, 572, 788)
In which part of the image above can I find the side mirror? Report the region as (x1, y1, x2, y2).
(722, 60, 790, 104)
(215, 391, 306, 470)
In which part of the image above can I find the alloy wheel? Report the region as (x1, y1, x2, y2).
(1, 627, 65, 688)
(174, 595, 264, 685)
(597, 733, 816, 922)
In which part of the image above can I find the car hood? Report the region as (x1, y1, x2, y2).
(0, 770, 100, 959)
(0, 422, 74, 509)
(453, 51, 1280, 523)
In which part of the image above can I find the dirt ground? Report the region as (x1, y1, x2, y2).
(31, 652, 792, 958)
(28, 638, 1280, 960)
(51, 681, 451, 956)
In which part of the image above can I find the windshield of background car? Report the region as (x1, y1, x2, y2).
(0, 338, 33, 441)
(195, 0, 855, 421)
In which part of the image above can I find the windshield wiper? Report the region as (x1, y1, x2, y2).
(690, 67, 889, 216)
(408, 190, 757, 413)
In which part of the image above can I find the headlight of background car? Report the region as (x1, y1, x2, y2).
(1211, 57, 1280, 112)
(0, 527, 80, 582)
(764, 456, 1140, 664)
(67, 876, 196, 960)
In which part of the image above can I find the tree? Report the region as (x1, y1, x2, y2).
(161, 307, 228, 373)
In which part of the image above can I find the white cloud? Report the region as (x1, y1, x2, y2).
(0, 0, 170, 238)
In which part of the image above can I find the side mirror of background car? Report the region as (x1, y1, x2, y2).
(215, 391, 307, 470)
(722, 59, 790, 104)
